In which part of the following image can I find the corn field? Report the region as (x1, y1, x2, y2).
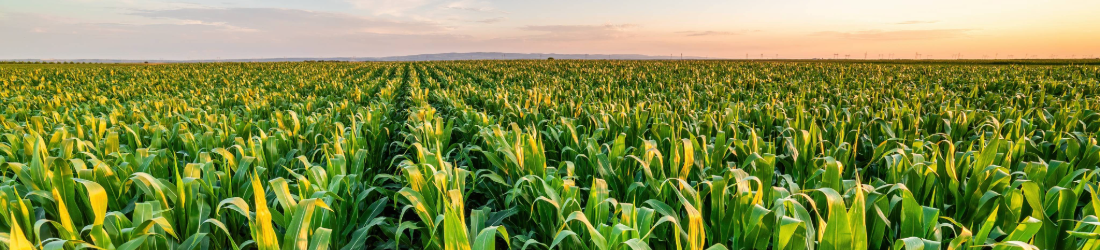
(1, 60, 1100, 250)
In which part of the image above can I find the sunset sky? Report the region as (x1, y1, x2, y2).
(2, 0, 1098, 60)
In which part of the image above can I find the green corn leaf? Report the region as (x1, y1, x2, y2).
(308, 227, 333, 250)
(444, 190, 471, 250)
(472, 226, 509, 250)
(283, 198, 332, 250)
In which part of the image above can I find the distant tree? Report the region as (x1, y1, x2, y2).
(547, 57, 555, 60)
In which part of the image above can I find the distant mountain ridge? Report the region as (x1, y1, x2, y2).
(3, 52, 714, 63)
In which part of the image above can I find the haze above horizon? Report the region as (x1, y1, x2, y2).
(2, 0, 1098, 60)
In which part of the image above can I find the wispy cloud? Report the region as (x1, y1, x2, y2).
(521, 24, 638, 40)
(175, 20, 259, 32)
(676, 30, 751, 37)
(0, 12, 483, 59)
(895, 20, 938, 25)
(813, 29, 972, 40)
(447, 6, 508, 14)
(445, 0, 508, 13)
(474, 17, 505, 24)
(344, 0, 431, 16)
(132, 8, 446, 35)
(339, 0, 505, 25)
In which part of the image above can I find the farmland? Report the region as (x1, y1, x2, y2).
(2, 60, 1100, 250)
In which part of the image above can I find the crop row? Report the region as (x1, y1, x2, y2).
(1, 61, 1099, 250)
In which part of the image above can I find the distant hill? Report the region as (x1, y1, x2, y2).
(367, 52, 709, 61)
(2, 52, 713, 63)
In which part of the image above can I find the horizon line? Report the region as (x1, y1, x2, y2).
(3, 51, 1098, 62)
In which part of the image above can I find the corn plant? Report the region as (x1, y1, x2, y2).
(1, 60, 1099, 250)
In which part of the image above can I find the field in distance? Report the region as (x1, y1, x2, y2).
(1, 60, 1099, 250)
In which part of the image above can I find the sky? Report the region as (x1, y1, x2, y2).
(1, 0, 1098, 60)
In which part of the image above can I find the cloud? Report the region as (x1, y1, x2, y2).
(895, 20, 938, 25)
(344, 0, 431, 16)
(812, 29, 973, 40)
(175, 19, 259, 33)
(447, 6, 507, 13)
(0, 11, 479, 59)
(445, 0, 507, 13)
(524, 24, 637, 33)
(521, 24, 638, 40)
(132, 8, 445, 35)
(473, 17, 505, 24)
(342, 0, 506, 17)
(677, 30, 740, 37)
